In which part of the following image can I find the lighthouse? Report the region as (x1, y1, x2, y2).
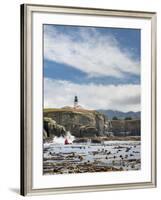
(73, 96, 84, 109)
(74, 96, 78, 108)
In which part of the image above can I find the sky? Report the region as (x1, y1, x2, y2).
(43, 24, 141, 112)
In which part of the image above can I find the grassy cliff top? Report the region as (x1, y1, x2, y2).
(43, 108, 96, 114)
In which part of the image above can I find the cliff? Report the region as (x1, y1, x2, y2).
(43, 108, 141, 138)
(43, 117, 66, 139)
(110, 119, 141, 136)
(44, 108, 108, 137)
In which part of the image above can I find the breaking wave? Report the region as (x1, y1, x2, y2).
(53, 131, 75, 144)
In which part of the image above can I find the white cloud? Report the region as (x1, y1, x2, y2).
(44, 78, 140, 112)
(44, 26, 140, 78)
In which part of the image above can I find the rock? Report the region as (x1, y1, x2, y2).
(43, 129, 48, 139)
(91, 138, 102, 143)
(43, 108, 140, 137)
(80, 126, 98, 137)
(73, 138, 88, 143)
(43, 117, 66, 138)
(111, 120, 140, 136)
(44, 108, 107, 137)
(78, 155, 84, 161)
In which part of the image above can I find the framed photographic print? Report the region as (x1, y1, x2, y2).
(20, 4, 157, 196)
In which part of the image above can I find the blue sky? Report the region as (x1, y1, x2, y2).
(43, 25, 141, 111)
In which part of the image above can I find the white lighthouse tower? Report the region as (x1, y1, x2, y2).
(74, 96, 78, 108)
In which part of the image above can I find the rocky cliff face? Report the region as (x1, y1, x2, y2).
(44, 108, 108, 137)
(43, 108, 141, 138)
(43, 117, 66, 139)
(110, 120, 140, 136)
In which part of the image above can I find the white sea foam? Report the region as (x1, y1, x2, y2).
(53, 131, 75, 144)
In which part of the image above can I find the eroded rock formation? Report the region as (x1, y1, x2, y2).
(43, 108, 141, 138)
(44, 108, 108, 137)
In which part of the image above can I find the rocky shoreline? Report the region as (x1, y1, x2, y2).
(43, 140, 141, 175)
(73, 136, 140, 143)
(44, 136, 140, 144)
(43, 108, 141, 175)
(43, 162, 124, 174)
